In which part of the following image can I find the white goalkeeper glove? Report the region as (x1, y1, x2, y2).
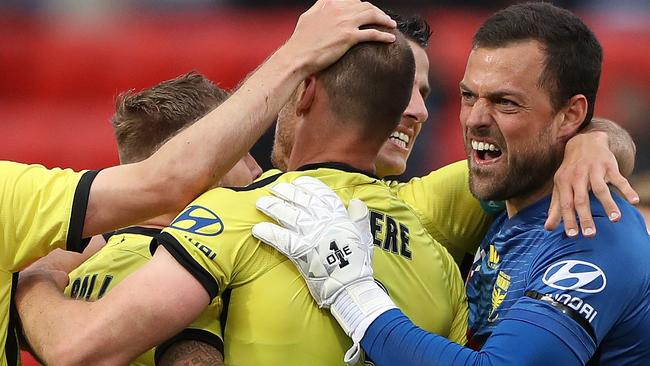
(252, 176, 396, 365)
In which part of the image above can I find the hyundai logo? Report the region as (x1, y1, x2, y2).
(542, 260, 606, 294)
(170, 205, 224, 236)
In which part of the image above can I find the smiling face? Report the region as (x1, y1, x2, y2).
(460, 40, 565, 201)
(375, 41, 430, 178)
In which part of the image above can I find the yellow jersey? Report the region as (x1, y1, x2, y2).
(158, 162, 491, 365)
(0, 161, 97, 366)
(65, 227, 223, 365)
(386, 160, 491, 265)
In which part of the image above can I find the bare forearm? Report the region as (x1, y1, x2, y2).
(17, 248, 210, 366)
(147, 46, 307, 201)
(17, 271, 100, 365)
(82, 49, 306, 237)
(582, 117, 636, 177)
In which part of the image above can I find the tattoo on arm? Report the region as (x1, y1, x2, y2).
(158, 340, 224, 366)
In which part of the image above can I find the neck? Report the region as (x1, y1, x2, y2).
(505, 180, 554, 218)
(286, 117, 381, 173)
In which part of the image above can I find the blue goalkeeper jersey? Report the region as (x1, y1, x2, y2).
(465, 193, 650, 364)
(362, 192, 650, 366)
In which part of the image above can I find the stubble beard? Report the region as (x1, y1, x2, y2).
(468, 130, 564, 202)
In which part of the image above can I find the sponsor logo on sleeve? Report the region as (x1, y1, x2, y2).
(542, 260, 606, 294)
(170, 205, 224, 236)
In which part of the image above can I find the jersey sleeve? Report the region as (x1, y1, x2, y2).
(519, 220, 643, 362)
(156, 188, 286, 301)
(391, 160, 492, 264)
(0, 161, 98, 271)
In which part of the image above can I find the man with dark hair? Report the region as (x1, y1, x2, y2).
(375, 13, 431, 179)
(254, 3, 650, 365)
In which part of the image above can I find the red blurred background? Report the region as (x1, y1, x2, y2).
(1, 4, 648, 365)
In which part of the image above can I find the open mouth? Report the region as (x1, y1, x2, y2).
(389, 131, 410, 149)
(471, 139, 502, 163)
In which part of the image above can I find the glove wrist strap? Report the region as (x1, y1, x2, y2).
(331, 280, 396, 365)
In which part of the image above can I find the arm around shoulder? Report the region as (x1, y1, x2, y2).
(17, 247, 210, 366)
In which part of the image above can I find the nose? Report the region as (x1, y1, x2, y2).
(245, 153, 263, 180)
(463, 98, 492, 130)
(403, 87, 428, 127)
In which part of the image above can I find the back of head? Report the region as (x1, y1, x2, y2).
(111, 71, 229, 164)
(473, 2, 602, 128)
(318, 27, 415, 144)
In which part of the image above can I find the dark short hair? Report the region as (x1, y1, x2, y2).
(111, 71, 229, 163)
(318, 27, 415, 143)
(389, 11, 432, 48)
(473, 2, 602, 128)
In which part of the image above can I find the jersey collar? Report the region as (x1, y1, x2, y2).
(501, 195, 552, 231)
(296, 162, 379, 180)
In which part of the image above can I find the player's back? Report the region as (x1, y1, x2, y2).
(160, 164, 468, 365)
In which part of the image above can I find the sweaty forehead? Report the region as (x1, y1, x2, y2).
(462, 40, 546, 95)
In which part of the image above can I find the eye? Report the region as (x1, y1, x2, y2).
(460, 91, 476, 104)
(496, 98, 518, 107)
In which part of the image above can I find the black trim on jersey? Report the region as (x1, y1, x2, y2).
(101, 231, 115, 242)
(459, 253, 474, 280)
(66, 169, 100, 253)
(6, 273, 19, 366)
(525, 290, 597, 343)
(113, 226, 162, 238)
(156, 232, 220, 300)
(586, 345, 602, 365)
(102, 226, 162, 246)
(296, 162, 379, 180)
(220, 289, 232, 338)
(227, 172, 283, 192)
(154, 328, 224, 365)
(106, 226, 161, 244)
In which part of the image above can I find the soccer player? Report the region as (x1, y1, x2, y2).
(12, 1, 410, 363)
(156, 13, 636, 365)
(254, 3, 650, 365)
(61, 72, 261, 366)
(0, 1, 399, 365)
(18, 22, 478, 366)
(16, 6, 636, 366)
(374, 13, 636, 268)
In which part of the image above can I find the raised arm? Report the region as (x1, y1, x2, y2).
(545, 117, 639, 237)
(81, 0, 398, 238)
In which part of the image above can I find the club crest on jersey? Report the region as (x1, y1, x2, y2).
(170, 205, 224, 236)
(542, 260, 606, 294)
(488, 270, 510, 322)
